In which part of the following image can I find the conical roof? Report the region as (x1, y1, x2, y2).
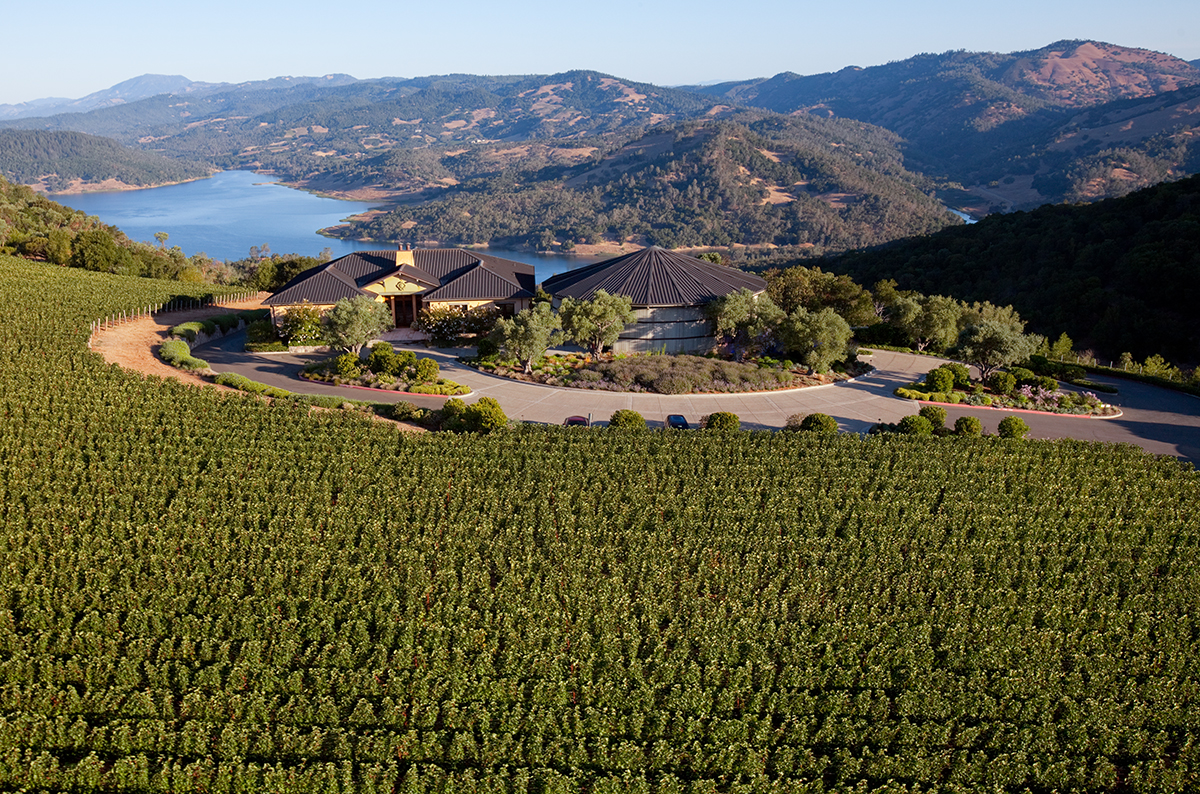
(542, 247, 767, 307)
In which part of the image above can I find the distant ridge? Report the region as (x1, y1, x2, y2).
(0, 73, 360, 120)
(0, 129, 211, 193)
(692, 40, 1200, 205)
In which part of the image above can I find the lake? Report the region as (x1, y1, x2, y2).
(51, 170, 604, 283)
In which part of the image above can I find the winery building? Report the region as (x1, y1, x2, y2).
(541, 247, 768, 354)
(264, 248, 535, 327)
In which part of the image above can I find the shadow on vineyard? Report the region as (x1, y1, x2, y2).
(2, 253, 1200, 791)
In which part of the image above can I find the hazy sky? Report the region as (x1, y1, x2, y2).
(3, 0, 1198, 105)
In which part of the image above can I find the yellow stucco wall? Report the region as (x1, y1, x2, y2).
(426, 298, 531, 312)
(363, 274, 425, 298)
(270, 303, 336, 326)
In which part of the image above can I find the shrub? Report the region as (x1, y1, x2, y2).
(391, 401, 424, 422)
(652, 372, 694, 394)
(924, 366, 954, 393)
(465, 397, 508, 433)
(608, 409, 646, 429)
(998, 415, 1030, 439)
(476, 337, 500, 360)
(924, 392, 948, 404)
(986, 371, 1016, 394)
(159, 340, 191, 365)
(1035, 375, 1059, 392)
(919, 405, 947, 429)
(1009, 367, 1037, 387)
(177, 356, 210, 370)
(335, 352, 362, 379)
(280, 303, 325, 345)
(462, 306, 502, 337)
(238, 308, 269, 323)
(789, 413, 838, 435)
(368, 342, 399, 375)
(897, 414, 934, 436)
(954, 415, 982, 436)
(407, 380, 470, 396)
(246, 319, 280, 344)
(210, 313, 240, 333)
(417, 305, 499, 345)
(214, 372, 268, 394)
(416, 357, 440, 383)
(943, 362, 971, 389)
(703, 412, 741, 432)
(169, 321, 205, 343)
(572, 369, 603, 383)
(894, 387, 926, 401)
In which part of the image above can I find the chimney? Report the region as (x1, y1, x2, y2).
(395, 242, 414, 266)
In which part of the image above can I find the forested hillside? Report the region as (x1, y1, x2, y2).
(1, 255, 1199, 792)
(1, 71, 722, 168)
(340, 114, 957, 250)
(0, 176, 230, 281)
(0, 130, 210, 192)
(696, 41, 1200, 207)
(5, 45, 1198, 244)
(818, 174, 1200, 362)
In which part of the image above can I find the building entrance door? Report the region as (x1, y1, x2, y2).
(394, 295, 422, 327)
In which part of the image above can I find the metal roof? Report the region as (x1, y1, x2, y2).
(542, 247, 767, 307)
(266, 249, 535, 307)
(264, 266, 369, 306)
(424, 264, 533, 302)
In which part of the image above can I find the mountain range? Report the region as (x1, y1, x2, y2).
(0, 74, 361, 120)
(1, 40, 1198, 250)
(692, 41, 1200, 209)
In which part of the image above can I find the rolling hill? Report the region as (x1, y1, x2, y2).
(0, 129, 211, 193)
(4, 44, 1198, 246)
(0, 73, 361, 120)
(694, 41, 1200, 207)
(1, 71, 963, 250)
(816, 173, 1200, 362)
(333, 113, 958, 252)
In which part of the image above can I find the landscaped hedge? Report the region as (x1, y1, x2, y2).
(157, 339, 209, 371)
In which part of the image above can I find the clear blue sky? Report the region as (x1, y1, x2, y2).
(3, 0, 1197, 105)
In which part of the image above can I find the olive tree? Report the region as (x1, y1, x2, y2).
(957, 321, 1043, 381)
(326, 296, 393, 355)
(705, 288, 785, 361)
(492, 302, 562, 374)
(558, 290, 636, 357)
(779, 307, 852, 373)
(892, 294, 962, 352)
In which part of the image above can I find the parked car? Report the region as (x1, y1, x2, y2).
(665, 414, 689, 430)
(563, 415, 590, 427)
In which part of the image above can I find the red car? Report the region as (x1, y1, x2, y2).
(563, 415, 590, 427)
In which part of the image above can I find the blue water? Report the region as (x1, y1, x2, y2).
(51, 169, 603, 283)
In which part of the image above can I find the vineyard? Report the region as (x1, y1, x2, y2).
(1, 253, 1199, 792)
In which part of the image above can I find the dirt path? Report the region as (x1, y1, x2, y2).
(89, 297, 268, 388)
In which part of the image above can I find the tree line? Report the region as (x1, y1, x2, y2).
(809, 173, 1200, 365)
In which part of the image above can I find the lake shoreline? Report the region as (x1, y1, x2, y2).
(42, 172, 217, 197)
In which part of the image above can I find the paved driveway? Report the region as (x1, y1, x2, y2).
(203, 336, 1200, 465)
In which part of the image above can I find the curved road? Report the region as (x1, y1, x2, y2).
(203, 334, 1200, 465)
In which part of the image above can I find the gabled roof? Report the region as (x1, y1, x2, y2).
(424, 263, 529, 302)
(265, 264, 371, 306)
(265, 248, 535, 307)
(542, 246, 767, 307)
